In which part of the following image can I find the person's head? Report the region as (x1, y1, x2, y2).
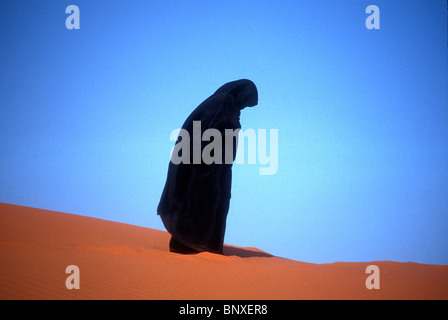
(214, 79, 258, 109)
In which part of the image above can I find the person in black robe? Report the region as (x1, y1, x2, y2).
(157, 79, 258, 254)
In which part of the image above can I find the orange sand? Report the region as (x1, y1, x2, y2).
(0, 202, 447, 300)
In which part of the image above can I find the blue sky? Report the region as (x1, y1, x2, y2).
(1, 0, 447, 264)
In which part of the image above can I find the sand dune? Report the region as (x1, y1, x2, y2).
(0, 202, 447, 300)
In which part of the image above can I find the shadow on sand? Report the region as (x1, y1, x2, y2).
(223, 246, 274, 258)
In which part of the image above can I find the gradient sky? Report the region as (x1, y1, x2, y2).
(1, 0, 447, 264)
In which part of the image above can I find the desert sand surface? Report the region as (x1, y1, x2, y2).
(1, 202, 447, 300)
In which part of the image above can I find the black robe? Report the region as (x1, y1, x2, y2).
(157, 79, 258, 254)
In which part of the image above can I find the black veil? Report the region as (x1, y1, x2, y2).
(157, 79, 258, 254)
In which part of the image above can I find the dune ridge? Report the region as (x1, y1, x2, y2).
(1, 202, 447, 300)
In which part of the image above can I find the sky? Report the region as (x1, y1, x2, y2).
(1, 0, 447, 265)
